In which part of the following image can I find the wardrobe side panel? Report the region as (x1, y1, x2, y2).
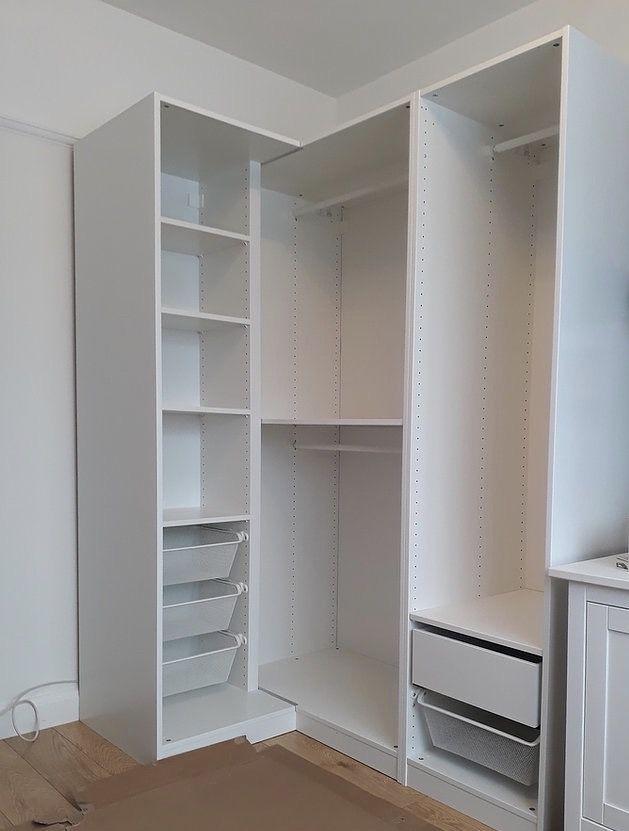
(541, 30, 629, 831)
(525, 162, 557, 591)
(75, 95, 160, 762)
(549, 30, 629, 569)
(340, 191, 407, 419)
(243, 160, 262, 690)
(413, 102, 492, 610)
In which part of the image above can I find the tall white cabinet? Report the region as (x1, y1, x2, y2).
(401, 27, 629, 831)
(75, 95, 300, 761)
(75, 25, 629, 831)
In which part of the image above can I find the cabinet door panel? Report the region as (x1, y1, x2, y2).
(584, 602, 629, 830)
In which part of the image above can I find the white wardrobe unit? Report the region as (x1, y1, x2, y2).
(402, 28, 629, 831)
(258, 106, 410, 777)
(75, 94, 300, 762)
(74, 25, 629, 831)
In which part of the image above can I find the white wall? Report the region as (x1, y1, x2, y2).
(0, 128, 78, 736)
(0, 0, 335, 738)
(336, 0, 629, 122)
(0, 0, 335, 141)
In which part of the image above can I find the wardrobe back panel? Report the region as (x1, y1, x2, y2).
(337, 431, 402, 666)
(482, 150, 532, 597)
(484, 150, 556, 596)
(339, 191, 407, 419)
(261, 189, 341, 420)
(260, 426, 338, 664)
(416, 100, 557, 608)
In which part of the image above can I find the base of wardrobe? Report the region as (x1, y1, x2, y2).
(159, 684, 296, 758)
(407, 755, 537, 831)
(259, 648, 398, 778)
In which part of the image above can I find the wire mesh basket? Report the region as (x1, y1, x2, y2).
(417, 690, 540, 786)
(162, 631, 246, 696)
(162, 580, 246, 641)
(163, 526, 247, 585)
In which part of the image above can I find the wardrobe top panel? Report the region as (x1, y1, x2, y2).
(262, 104, 409, 203)
(423, 35, 562, 136)
(159, 95, 299, 180)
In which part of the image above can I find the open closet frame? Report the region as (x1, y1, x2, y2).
(75, 93, 301, 762)
(399, 26, 629, 831)
(74, 24, 629, 831)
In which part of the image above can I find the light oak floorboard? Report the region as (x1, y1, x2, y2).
(265, 733, 492, 831)
(54, 722, 137, 776)
(0, 741, 80, 827)
(6, 729, 109, 805)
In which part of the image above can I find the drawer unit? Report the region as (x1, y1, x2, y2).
(412, 628, 541, 727)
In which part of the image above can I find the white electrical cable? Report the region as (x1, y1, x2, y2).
(0, 681, 75, 742)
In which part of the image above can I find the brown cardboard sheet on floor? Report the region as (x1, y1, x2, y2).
(78, 735, 257, 809)
(15, 738, 438, 831)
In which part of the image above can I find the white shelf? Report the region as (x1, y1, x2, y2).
(162, 307, 250, 332)
(262, 418, 403, 427)
(410, 589, 544, 656)
(259, 648, 398, 754)
(163, 507, 250, 527)
(161, 217, 249, 256)
(296, 443, 401, 454)
(161, 683, 295, 753)
(549, 554, 629, 591)
(408, 750, 537, 824)
(162, 405, 250, 416)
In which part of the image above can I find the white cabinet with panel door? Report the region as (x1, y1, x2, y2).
(550, 556, 629, 831)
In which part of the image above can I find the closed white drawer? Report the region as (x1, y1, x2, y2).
(412, 628, 541, 727)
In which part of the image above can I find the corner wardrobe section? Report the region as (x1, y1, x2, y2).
(74, 93, 412, 767)
(257, 107, 410, 776)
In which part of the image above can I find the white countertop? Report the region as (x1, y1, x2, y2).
(549, 554, 629, 590)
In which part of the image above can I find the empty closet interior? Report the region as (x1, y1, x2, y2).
(407, 39, 562, 822)
(258, 106, 410, 774)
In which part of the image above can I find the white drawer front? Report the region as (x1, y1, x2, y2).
(412, 628, 541, 727)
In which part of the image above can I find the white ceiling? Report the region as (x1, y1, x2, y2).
(102, 0, 537, 96)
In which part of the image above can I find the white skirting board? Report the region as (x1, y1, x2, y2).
(407, 756, 537, 831)
(0, 682, 79, 739)
(296, 713, 397, 778)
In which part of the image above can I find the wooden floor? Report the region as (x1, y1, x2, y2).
(0, 724, 490, 831)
